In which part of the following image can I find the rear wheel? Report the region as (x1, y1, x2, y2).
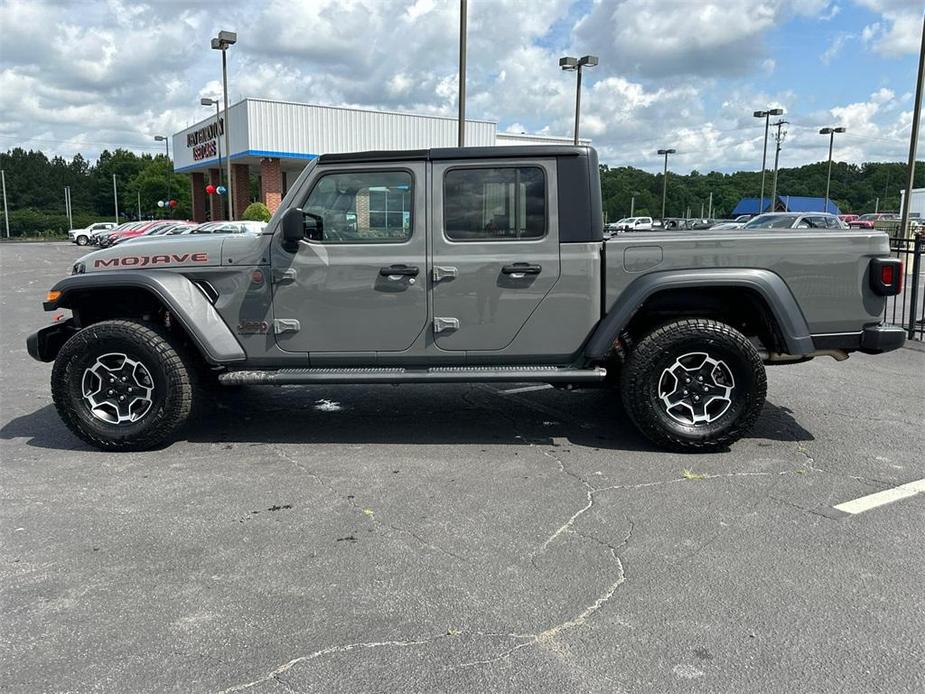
(620, 319, 766, 451)
(51, 320, 196, 451)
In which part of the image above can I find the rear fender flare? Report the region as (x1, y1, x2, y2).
(45, 271, 245, 364)
(585, 268, 815, 358)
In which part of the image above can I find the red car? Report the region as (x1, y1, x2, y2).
(100, 221, 170, 247)
(848, 213, 898, 229)
(838, 214, 859, 224)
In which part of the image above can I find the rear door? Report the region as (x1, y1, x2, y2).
(271, 163, 427, 353)
(430, 158, 560, 351)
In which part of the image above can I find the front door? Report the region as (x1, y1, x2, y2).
(430, 159, 560, 351)
(271, 163, 427, 353)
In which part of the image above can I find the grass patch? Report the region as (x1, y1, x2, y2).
(681, 468, 710, 480)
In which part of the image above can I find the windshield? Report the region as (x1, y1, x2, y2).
(858, 214, 878, 220)
(743, 215, 798, 229)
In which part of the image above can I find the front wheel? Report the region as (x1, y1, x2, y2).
(51, 320, 196, 451)
(620, 319, 767, 452)
(76, 235, 89, 246)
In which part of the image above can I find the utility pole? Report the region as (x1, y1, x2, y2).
(899, 12, 925, 240)
(770, 119, 788, 207)
(754, 108, 783, 212)
(137, 191, 142, 220)
(874, 196, 880, 214)
(630, 193, 636, 217)
(458, 0, 467, 147)
(1, 169, 9, 238)
(112, 173, 119, 224)
(708, 191, 713, 219)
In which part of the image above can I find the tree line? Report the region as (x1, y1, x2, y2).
(0, 148, 193, 237)
(600, 159, 924, 221)
(0, 146, 922, 237)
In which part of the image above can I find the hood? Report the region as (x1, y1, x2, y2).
(76, 234, 227, 273)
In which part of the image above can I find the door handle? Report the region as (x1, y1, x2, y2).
(501, 263, 542, 278)
(379, 264, 420, 278)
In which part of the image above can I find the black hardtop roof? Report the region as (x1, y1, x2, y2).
(317, 144, 593, 164)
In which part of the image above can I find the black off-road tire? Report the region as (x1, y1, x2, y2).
(620, 319, 767, 452)
(51, 320, 196, 451)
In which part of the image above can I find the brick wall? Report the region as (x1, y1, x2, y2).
(191, 172, 207, 223)
(208, 169, 225, 221)
(232, 164, 250, 219)
(260, 158, 282, 214)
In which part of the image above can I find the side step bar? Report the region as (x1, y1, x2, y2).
(219, 365, 607, 386)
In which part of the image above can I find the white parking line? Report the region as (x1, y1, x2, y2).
(833, 479, 925, 515)
(498, 384, 554, 395)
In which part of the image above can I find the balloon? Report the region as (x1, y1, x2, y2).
(169, 199, 177, 208)
(157, 200, 165, 208)
(205, 184, 216, 195)
(216, 185, 227, 195)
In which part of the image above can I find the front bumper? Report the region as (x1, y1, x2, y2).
(26, 318, 78, 362)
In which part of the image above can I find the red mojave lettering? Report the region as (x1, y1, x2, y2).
(93, 253, 210, 268)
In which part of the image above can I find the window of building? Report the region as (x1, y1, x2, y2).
(303, 171, 413, 243)
(443, 167, 546, 241)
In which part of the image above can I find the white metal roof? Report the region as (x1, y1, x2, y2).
(172, 98, 583, 173)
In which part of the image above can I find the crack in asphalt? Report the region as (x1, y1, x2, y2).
(271, 446, 464, 561)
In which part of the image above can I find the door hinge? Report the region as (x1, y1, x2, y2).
(433, 317, 460, 334)
(273, 318, 301, 335)
(433, 265, 458, 282)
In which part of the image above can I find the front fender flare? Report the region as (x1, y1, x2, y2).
(44, 271, 246, 364)
(585, 268, 815, 358)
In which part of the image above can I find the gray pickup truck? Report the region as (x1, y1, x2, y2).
(28, 145, 905, 452)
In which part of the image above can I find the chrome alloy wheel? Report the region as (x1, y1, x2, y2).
(657, 352, 735, 425)
(81, 353, 154, 424)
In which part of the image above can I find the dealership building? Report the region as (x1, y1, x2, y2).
(171, 98, 586, 222)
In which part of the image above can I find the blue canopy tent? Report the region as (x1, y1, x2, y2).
(732, 195, 841, 216)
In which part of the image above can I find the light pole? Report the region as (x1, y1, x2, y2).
(1, 169, 9, 238)
(154, 134, 171, 212)
(630, 191, 639, 217)
(560, 55, 598, 145)
(754, 108, 783, 213)
(201, 97, 225, 216)
(112, 173, 119, 224)
(899, 12, 925, 242)
(657, 148, 676, 220)
(770, 119, 789, 207)
(458, 0, 467, 147)
(819, 126, 846, 213)
(211, 30, 236, 219)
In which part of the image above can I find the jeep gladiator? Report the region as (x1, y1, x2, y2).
(27, 145, 905, 451)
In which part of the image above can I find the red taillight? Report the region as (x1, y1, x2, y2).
(881, 264, 894, 286)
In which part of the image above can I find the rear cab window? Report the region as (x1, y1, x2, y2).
(443, 166, 546, 241)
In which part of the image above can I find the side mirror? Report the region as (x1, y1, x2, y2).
(282, 208, 305, 252)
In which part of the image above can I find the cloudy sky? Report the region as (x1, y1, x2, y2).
(0, 0, 921, 173)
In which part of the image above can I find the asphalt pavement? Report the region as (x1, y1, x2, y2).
(2, 242, 923, 693)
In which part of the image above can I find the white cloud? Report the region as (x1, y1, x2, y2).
(855, 0, 923, 56)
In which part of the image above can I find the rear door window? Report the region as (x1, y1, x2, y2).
(443, 167, 546, 241)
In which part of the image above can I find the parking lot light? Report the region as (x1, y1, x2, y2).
(560, 55, 598, 145)
(819, 126, 846, 214)
(211, 30, 236, 220)
(657, 148, 676, 220)
(153, 135, 170, 211)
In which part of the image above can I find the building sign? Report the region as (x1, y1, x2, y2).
(187, 118, 223, 161)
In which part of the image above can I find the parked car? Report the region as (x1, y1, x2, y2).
(92, 222, 143, 246)
(188, 221, 266, 235)
(848, 213, 899, 229)
(742, 212, 847, 230)
(112, 222, 192, 245)
(99, 221, 162, 247)
(616, 216, 653, 231)
(839, 214, 859, 224)
(29, 145, 904, 453)
(68, 222, 116, 246)
(710, 221, 746, 230)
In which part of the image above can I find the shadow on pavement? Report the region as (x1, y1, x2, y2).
(0, 385, 813, 453)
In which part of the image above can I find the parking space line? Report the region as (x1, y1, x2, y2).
(498, 384, 553, 394)
(833, 479, 925, 515)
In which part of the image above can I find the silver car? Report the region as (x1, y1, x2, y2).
(742, 212, 847, 230)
